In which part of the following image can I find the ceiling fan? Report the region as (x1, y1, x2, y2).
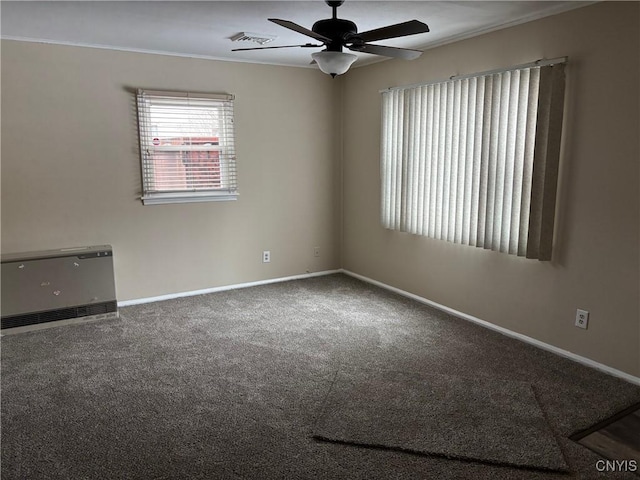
(232, 0, 430, 77)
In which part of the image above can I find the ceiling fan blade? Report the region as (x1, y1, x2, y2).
(268, 18, 331, 43)
(232, 43, 321, 52)
(354, 20, 429, 43)
(349, 43, 423, 60)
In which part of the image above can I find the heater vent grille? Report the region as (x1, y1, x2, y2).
(1, 301, 118, 330)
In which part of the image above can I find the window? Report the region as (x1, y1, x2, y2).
(380, 59, 566, 260)
(136, 89, 237, 205)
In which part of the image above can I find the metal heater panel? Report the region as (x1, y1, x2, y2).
(1, 245, 118, 333)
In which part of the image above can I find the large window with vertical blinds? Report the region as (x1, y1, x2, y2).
(136, 89, 237, 205)
(380, 58, 566, 260)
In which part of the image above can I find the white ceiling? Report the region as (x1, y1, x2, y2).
(1, 1, 592, 69)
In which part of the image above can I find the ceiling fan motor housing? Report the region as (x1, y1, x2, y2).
(312, 18, 357, 51)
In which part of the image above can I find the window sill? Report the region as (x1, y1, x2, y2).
(141, 192, 238, 205)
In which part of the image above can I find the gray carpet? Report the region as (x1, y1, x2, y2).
(2, 273, 640, 479)
(313, 369, 569, 472)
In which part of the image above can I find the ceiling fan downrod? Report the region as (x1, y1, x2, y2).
(326, 0, 344, 19)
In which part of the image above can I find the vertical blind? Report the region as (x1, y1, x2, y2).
(381, 60, 566, 260)
(136, 89, 237, 205)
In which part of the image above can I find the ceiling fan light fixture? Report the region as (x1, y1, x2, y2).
(311, 51, 357, 77)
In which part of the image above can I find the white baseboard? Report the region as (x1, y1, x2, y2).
(118, 269, 342, 307)
(342, 269, 640, 386)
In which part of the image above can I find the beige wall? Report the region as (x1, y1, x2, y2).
(341, 1, 640, 377)
(1, 42, 341, 301)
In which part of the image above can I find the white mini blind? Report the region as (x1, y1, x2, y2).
(136, 89, 237, 205)
(381, 60, 566, 260)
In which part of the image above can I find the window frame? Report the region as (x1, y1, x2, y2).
(136, 89, 237, 205)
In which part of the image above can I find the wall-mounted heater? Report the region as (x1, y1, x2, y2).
(1, 245, 118, 334)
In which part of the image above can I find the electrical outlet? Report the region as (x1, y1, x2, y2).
(314, 247, 320, 257)
(575, 309, 589, 329)
(262, 250, 271, 263)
